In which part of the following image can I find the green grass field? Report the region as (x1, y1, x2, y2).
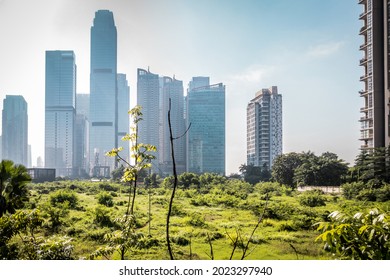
(20, 180, 390, 260)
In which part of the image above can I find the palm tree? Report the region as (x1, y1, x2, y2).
(0, 160, 31, 217)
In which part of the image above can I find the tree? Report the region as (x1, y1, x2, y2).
(271, 152, 304, 188)
(178, 172, 199, 189)
(105, 105, 156, 260)
(106, 105, 156, 216)
(0, 160, 31, 218)
(316, 209, 390, 259)
(240, 164, 261, 184)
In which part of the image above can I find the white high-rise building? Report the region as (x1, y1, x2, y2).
(247, 86, 282, 169)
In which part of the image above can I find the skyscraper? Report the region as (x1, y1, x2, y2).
(75, 93, 90, 176)
(359, 0, 390, 149)
(117, 73, 130, 163)
(2, 95, 28, 166)
(247, 86, 282, 169)
(45, 51, 76, 176)
(160, 76, 186, 175)
(137, 68, 160, 173)
(187, 79, 225, 175)
(89, 10, 117, 177)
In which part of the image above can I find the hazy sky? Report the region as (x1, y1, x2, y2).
(0, 0, 362, 174)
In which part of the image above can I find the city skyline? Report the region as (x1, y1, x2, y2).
(0, 0, 362, 174)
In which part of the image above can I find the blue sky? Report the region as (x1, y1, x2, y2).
(0, 0, 362, 174)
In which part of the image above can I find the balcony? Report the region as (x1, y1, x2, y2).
(359, 90, 368, 96)
(360, 73, 371, 81)
(359, 25, 369, 35)
(359, 11, 368, 20)
(359, 134, 373, 141)
(360, 43, 368, 50)
(359, 115, 372, 122)
(358, 0, 366, 4)
(360, 107, 369, 113)
(359, 58, 368, 65)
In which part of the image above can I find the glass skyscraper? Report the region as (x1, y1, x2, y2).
(45, 51, 76, 176)
(75, 93, 90, 177)
(89, 10, 117, 177)
(2, 95, 28, 166)
(160, 76, 186, 175)
(187, 79, 225, 175)
(137, 68, 160, 173)
(117, 73, 130, 163)
(247, 86, 282, 169)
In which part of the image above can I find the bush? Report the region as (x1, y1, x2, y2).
(49, 190, 78, 209)
(374, 184, 390, 202)
(97, 192, 114, 207)
(298, 190, 326, 207)
(341, 182, 366, 200)
(93, 205, 114, 227)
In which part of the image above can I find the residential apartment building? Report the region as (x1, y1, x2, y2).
(359, 0, 390, 148)
(247, 86, 282, 169)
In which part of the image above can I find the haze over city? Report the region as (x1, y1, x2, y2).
(0, 0, 362, 174)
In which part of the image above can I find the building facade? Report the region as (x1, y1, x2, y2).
(117, 73, 130, 163)
(45, 51, 76, 177)
(247, 86, 282, 169)
(187, 79, 225, 175)
(137, 68, 160, 173)
(159, 76, 186, 175)
(74, 94, 90, 177)
(2, 95, 28, 166)
(359, 0, 390, 149)
(89, 10, 118, 177)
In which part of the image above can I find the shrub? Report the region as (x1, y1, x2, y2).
(185, 212, 205, 227)
(374, 184, 390, 202)
(341, 182, 366, 200)
(93, 205, 114, 227)
(97, 192, 114, 207)
(298, 190, 326, 207)
(172, 235, 190, 246)
(49, 190, 78, 209)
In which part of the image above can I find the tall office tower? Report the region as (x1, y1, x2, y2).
(137, 68, 160, 173)
(160, 76, 186, 175)
(187, 79, 225, 175)
(2, 95, 28, 166)
(247, 86, 282, 169)
(75, 94, 90, 176)
(89, 10, 117, 177)
(117, 74, 130, 163)
(359, 0, 390, 149)
(45, 51, 76, 177)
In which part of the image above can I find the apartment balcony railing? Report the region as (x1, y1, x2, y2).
(359, 11, 368, 19)
(359, 25, 369, 35)
(359, 90, 368, 96)
(360, 58, 368, 65)
(360, 73, 371, 81)
(359, 115, 372, 122)
(359, 134, 373, 141)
